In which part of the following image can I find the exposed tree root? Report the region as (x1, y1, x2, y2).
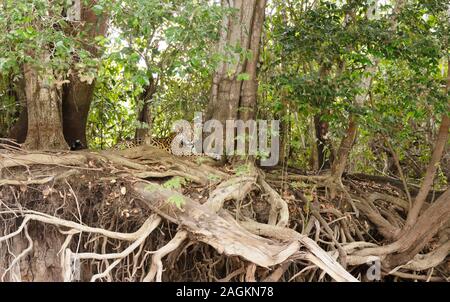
(400, 241, 450, 272)
(204, 172, 257, 212)
(0, 152, 87, 170)
(0, 148, 448, 282)
(135, 182, 302, 269)
(257, 174, 289, 227)
(143, 230, 188, 282)
(239, 219, 357, 282)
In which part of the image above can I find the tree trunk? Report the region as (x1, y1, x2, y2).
(7, 1, 107, 150)
(443, 145, 450, 183)
(206, 0, 266, 161)
(135, 79, 157, 145)
(404, 60, 450, 229)
(330, 116, 358, 180)
(62, 1, 108, 149)
(278, 106, 289, 165)
(62, 73, 95, 148)
(314, 114, 333, 170)
(22, 61, 68, 150)
(207, 0, 266, 123)
(384, 188, 450, 269)
(314, 63, 333, 171)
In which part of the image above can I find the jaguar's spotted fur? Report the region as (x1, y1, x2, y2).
(114, 131, 220, 160)
(113, 132, 191, 154)
(150, 133, 180, 153)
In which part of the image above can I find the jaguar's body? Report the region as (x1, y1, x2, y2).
(114, 132, 220, 160)
(151, 133, 180, 153)
(113, 132, 189, 154)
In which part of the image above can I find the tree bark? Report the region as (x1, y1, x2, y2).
(207, 0, 266, 123)
(314, 114, 332, 170)
(62, 1, 108, 148)
(384, 189, 450, 269)
(135, 79, 157, 145)
(278, 105, 289, 165)
(330, 116, 358, 180)
(62, 73, 95, 148)
(22, 60, 68, 150)
(206, 0, 266, 161)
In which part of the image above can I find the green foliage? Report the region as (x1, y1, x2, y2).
(163, 176, 187, 190)
(0, 0, 448, 187)
(168, 194, 185, 209)
(87, 57, 137, 149)
(237, 73, 251, 81)
(86, 0, 225, 148)
(235, 164, 251, 176)
(0, 76, 18, 137)
(207, 174, 221, 182)
(259, 0, 449, 177)
(0, 0, 100, 79)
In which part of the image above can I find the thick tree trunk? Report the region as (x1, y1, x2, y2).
(62, 74, 95, 148)
(61, 1, 108, 149)
(22, 61, 68, 150)
(206, 0, 266, 161)
(207, 0, 266, 123)
(7, 1, 107, 150)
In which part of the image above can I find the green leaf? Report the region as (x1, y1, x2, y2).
(237, 73, 250, 81)
(168, 195, 185, 209)
(162, 177, 186, 190)
(92, 4, 103, 15)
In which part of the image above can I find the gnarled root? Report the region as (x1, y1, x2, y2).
(134, 182, 357, 282)
(143, 231, 188, 282)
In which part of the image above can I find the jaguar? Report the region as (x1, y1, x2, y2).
(113, 132, 193, 154)
(113, 131, 220, 160)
